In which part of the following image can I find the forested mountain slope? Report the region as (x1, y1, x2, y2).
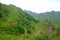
(0, 3, 39, 34)
(0, 3, 60, 40)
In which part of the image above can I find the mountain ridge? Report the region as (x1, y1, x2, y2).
(25, 10, 60, 25)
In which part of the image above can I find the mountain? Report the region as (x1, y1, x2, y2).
(25, 10, 38, 19)
(25, 10, 60, 25)
(0, 3, 60, 40)
(0, 3, 39, 34)
(38, 11, 60, 25)
(25, 10, 60, 40)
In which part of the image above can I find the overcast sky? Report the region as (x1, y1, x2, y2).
(0, 0, 60, 13)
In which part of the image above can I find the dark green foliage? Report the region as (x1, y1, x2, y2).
(27, 29, 31, 34)
(0, 3, 38, 35)
(0, 3, 2, 10)
(17, 26, 25, 34)
(0, 11, 2, 18)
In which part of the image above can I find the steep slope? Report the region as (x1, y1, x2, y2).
(0, 3, 39, 34)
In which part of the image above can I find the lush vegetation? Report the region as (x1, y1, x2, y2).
(25, 10, 60, 40)
(0, 3, 60, 40)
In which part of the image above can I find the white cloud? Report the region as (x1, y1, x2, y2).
(0, 0, 60, 13)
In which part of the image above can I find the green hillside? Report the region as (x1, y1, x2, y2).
(0, 3, 39, 35)
(0, 3, 60, 40)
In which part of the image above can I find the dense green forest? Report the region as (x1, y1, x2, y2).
(0, 3, 60, 40)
